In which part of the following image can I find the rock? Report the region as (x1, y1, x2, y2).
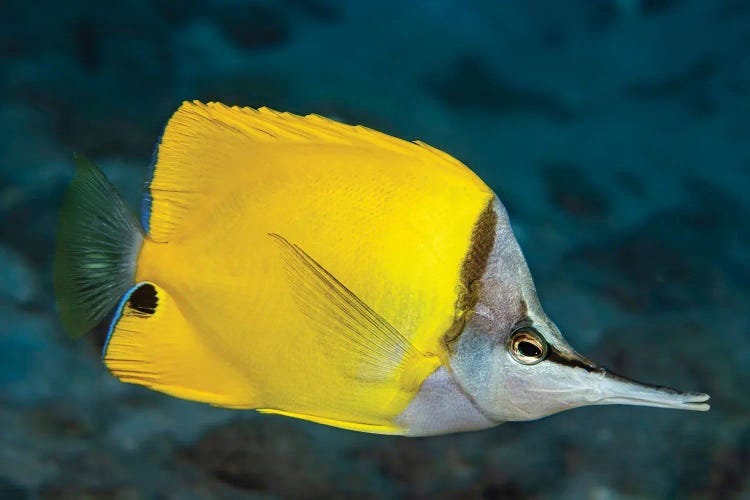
(281, 0, 343, 22)
(0, 245, 39, 305)
(36, 447, 136, 499)
(641, 0, 682, 15)
(541, 162, 610, 219)
(28, 403, 95, 441)
(182, 418, 334, 497)
(428, 55, 573, 121)
(214, 2, 291, 50)
(625, 56, 718, 117)
(0, 476, 28, 500)
(38, 485, 140, 500)
(704, 426, 750, 498)
(565, 179, 749, 314)
(0, 332, 33, 386)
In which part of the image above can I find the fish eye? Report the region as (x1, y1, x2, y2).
(508, 327, 548, 365)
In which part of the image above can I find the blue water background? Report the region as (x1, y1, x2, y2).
(1, 1, 748, 497)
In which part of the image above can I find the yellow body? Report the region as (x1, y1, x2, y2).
(104, 102, 494, 433)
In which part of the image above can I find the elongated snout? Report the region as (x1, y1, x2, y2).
(592, 369, 710, 411)
(545, 346, 711, 412)
(454, 318, 712, 423)
(509, 344, 712, 421)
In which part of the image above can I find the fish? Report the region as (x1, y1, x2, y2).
(54, 101, 710, 436)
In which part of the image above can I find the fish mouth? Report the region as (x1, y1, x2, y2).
(595, 370, 710, 411)
(546, 346, 711, 411)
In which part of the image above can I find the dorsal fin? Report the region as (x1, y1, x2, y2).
(141, 101, 480, 243)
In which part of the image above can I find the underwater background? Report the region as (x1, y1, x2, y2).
(1, 0, 749, 498)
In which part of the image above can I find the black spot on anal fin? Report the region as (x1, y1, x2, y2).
(129, 283, 158, 315)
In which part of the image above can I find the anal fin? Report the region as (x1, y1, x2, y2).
(257, 408, 402, 435)
(103, 282, 257, 408)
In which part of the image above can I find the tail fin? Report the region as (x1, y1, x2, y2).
(54, 155, 143, 338)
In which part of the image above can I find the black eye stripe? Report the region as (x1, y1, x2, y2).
(545, 346, 600, 372)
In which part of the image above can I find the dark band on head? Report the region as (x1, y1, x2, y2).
(444, 199, 497, 348)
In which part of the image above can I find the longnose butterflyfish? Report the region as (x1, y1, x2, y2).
(54, 101, 710, 436)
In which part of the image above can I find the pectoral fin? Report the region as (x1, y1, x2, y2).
(269, 233, 439, 388)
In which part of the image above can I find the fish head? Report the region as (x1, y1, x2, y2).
(446, 199, 710, 423)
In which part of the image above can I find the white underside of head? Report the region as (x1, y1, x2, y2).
(395, 366, 497, 436)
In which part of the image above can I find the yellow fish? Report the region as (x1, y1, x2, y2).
(55, 101, 709, 436)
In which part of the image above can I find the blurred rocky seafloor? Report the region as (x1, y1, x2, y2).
(1, 0, 749, 498)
